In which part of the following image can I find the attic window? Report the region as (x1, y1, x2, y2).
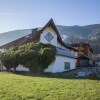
(44, 33, 54, 42)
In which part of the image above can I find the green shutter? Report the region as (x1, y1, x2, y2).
(64, 62, 70, 70)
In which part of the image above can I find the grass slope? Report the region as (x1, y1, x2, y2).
(0, 72, 100, 100)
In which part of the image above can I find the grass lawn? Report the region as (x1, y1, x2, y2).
(0, 72, 100, 100)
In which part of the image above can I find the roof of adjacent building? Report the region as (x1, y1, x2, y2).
(56, 47, 77, 58)
(71, 42, 90, 47)
(70, 42, 93, 53)
(0, 19, 77, 51)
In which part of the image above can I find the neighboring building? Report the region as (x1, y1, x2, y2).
(95, 62, 100, 66)
(71, 42, 95, 67)
(0, 19, 77, 73)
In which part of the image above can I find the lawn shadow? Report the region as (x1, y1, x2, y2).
(14, 71, 100, 80)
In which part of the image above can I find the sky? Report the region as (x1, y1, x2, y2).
(0, 0, 100, 33)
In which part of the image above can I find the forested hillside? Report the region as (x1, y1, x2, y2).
(0, 24, 100, 54)
(57, 24, 100, 54)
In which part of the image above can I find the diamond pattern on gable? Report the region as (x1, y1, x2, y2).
(44, 33, 54, 42)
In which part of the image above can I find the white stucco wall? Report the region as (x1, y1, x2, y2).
(40, 26, 76, 73)
(40, 26, 58, 46)
(16, 65, 29, 71)
(2, 65, 29, 71)
(44, 55, 76, 73)
(2, 66, 6, 70)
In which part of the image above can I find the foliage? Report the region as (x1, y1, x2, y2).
(0, 42, 56, 72)
(0, 72, 100, 100)
(39, 47, 56, 68)
(0, 47, 19, 71)
(0, 52, 3, 68)
(19, 42, 56, 72)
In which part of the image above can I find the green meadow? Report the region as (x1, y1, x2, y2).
(0, 72, 100, 100)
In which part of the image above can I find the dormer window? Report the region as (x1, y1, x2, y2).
(44, 33, 54, 42)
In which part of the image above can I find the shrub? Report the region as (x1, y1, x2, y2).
(0, 42, 56, 73)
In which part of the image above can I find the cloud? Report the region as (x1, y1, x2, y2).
(0, 13, 33, 18)
(0, 13, 19, 16)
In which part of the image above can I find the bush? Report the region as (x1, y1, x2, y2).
(0, 42, 56, 73)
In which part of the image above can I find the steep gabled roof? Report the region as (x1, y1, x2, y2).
(38, 19, 77, 51)
(71, 42, 93, 53)
(0, 19, 77, 51)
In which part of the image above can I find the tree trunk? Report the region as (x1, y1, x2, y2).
(6, 67, 10, 72)
(37, 67, 43, 74)
(13, 67, 16, 72)
(37, 67, 40, 74)
(29, 67, 32, 73)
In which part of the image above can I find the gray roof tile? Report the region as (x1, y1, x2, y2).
(56, 47, 77, 58)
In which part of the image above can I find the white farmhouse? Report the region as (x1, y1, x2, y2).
(0, 19, 77, 73)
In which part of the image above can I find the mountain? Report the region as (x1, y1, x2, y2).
(0, 24, 100, 54)
(56, 24, 100, 54)
(0, 29, 32, 46)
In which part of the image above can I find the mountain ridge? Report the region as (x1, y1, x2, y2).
(0, 24, 100, 54)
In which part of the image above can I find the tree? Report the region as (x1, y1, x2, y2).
(0, 42, 56, 73)
(19, 42, 56, 73)
(39, 47, 56, 69)
(0, 52, 13, 71)
(0, 47, 20, 72)
(0, 60, 3, 71)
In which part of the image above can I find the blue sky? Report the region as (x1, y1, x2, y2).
(0, 0, 100, 33)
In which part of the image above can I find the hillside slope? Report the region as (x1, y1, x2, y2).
(0, 29, 32, 46)
(56, 24, 100, 54)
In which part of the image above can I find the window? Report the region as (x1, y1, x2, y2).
(44, 33, 54, 42)
(64, 62, 70, 70)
